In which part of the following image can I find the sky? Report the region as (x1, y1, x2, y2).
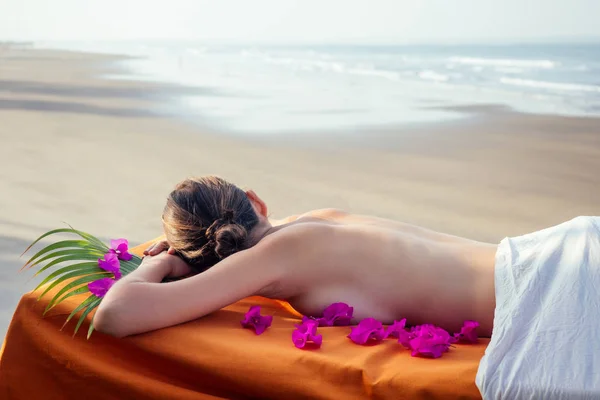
(1, 0, 599, 44)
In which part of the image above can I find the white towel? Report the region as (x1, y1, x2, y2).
(477, 216, 600, 400)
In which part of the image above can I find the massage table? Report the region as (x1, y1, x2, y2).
(0, 240, 488, 399)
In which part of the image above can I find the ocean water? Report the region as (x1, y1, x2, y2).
(38, 41, 600, 134)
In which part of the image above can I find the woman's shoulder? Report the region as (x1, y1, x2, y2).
(300, 208, 350, 219)
(276, 208, 350, 224)
(256, 218, 339, 257)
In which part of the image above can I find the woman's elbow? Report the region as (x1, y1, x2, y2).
(93, 302, 131, 338)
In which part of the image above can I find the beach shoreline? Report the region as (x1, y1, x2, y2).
(1, 47, 600, 338)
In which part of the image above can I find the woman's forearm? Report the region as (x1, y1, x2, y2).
(93, 239, 285, 338)
(119, 256, 173, 284)
(93, 256, 175, 337)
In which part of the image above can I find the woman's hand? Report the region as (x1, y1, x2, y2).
(144, 240, 176, 256)
(140, 252, 195, 279)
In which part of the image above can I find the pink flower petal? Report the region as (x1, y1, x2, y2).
(348, 318, 386, 345)
(88, 278, 115, 298)
(240, 306, 272, 335)
(98, 252, 122, 279)
(405, 324, 453, 358)
(292, 320, 322, 349)
(385, 318, 407, 339)
(453, 320, 480, 343)
(292, 330, 307, 348)
(302, 302, 354, 327)
(110, 239, 133, 261)
(110, 239, 128, 251)
(321, 302, 354, 326)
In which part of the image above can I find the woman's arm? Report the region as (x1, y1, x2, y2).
(94, 236, 289, 337)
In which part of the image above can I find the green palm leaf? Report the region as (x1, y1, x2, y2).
(33, 254, 102, 277)
(21, 227, 108, 258)
(64, 224, 110, 250)
(44, 273, 111, 313)
(22, 240, 92, 270)
(62, 294, 98, 330)
(42, 286, 90, 316)
(28, 248, 104, 270)
(87, 314, 98, 339)
(24, 226, 143, 338)
(34, 263, 103, 295)
(73, 297, 102, 337)
(120, 259, 142, 275)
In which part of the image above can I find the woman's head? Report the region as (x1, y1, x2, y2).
(162, 176, 267, 272)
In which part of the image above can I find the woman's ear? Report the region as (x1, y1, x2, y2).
(246, 190, 268, 218)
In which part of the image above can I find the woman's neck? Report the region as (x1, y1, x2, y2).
(248, 220, 276, 246)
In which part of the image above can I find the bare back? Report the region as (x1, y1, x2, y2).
(260, 209, 498, 336)
(96, 208, 498, 338)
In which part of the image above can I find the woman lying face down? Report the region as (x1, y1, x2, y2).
(94, 176, 499, 338)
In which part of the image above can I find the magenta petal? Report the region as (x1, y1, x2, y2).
(110, 239, 133, 261)
(348, 328, 371, 344)
(407, 324, 453, 358)
(321, 302, 354, 326)
(398, 329, 413, 348)
(88, 278, 115, 298)
(254, 322, 268, 335)
(410, 338, 445, 358)
(116, 243, 133, 261)
(348, 318, 386, 345)
(98, 252, 122, 279)
(385, 318, 407, 338)
(259, 315, 273, 330)
(110, 239, 128, 251)
(453, 320, 480, 343)
(241, 306, 272, 335)
(311, 333, 323, 347)
(119, 251, 133, 261)
(292, 330, 308, 348)
(240, 306, 259, 328)
(243, 305, 261, 320)
(292, 320, 322, 349)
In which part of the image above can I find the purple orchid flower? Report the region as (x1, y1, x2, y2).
(385, 318, 407, 339)
(88, 277, 116, 298)
(98, 252, 122, 279)
(453, 320, 480, 343)
(347, 318, 387, 345)
(403, 324, 453, 358)
(109, 238, 133, 261)
(292, 320, 323, 349)
(240, 305, 273, 335)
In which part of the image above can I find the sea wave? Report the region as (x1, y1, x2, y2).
(244, 51, 402, 81)
(418, 70, 449, 82)
(449, 57, 556, 69)
(500, 77, 600, 93)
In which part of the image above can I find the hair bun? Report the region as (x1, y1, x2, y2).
(213, 223, 247, 259)
(205, 213, 247, 260)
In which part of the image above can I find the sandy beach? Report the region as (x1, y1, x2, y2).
(1, 47, 600, 338)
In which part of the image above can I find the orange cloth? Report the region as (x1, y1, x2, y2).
(0, 240, 487, 399)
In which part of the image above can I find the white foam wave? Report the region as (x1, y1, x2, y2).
(250, 53, 401, 81)
(346, 67, 400, 81)
(418, 70, 449, 82)
(449, 57, 556, 69)
(500, 77, 600, 93)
